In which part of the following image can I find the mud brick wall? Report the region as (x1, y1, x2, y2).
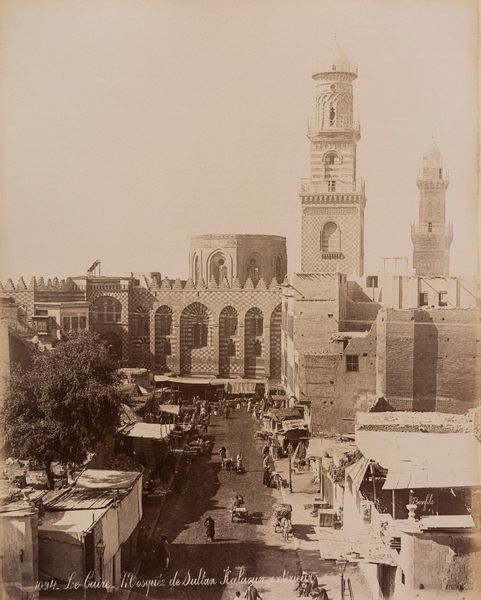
(303, 325, 377, 435)
(376, 308, 481, 412)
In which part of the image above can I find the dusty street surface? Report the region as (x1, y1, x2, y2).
(123, 407, 346, 600)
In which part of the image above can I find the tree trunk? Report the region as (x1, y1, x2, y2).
(45, 461, 55, 490)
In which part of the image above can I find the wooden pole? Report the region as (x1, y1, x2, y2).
(392, 489, 396, 519)
(319, 456, 324, 500)
(370, 463, 377, 503)
(288, 453, 293, 492)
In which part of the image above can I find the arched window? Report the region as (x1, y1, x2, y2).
(93, 296, 121, 323)
(181, 302, 210, 350)
(192, 321, 208, 348)
(246, 307, 263, 336)
(223, 309, 238, 336)
(209, 252, 227, 284)
(247, 258, 261, 285)
(193, 255, 200, 285)
(321, 222, 341, 253)
(327, 153, 336, 165)
(329, 106, 336, 126)
(155, 306, 172, 336)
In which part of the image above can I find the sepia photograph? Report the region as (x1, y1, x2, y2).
(0, 1, 479, 599)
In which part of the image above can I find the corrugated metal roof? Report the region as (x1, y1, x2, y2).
(122, 422, 175, 440)
(44, 488, 127, 511)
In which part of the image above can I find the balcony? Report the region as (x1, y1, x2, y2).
(308, 117, 360, 136)
(411, 222, 453, 237)
(300, 178, 365, 195)
(312, 60, 358, 76)
(322, 252, 344, 259)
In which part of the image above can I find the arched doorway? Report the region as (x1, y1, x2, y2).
(269, 304, 282, 378)
(219, 306, 239, 377)
(244, 307, 263, 378)
(180, 303, 211, 375)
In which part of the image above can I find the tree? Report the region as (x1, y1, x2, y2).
(2, 331, 123, 488)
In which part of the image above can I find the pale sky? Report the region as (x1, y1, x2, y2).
(0, 0, 478, 282)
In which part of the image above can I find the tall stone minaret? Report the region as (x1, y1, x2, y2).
(300, 41, 366, 276)
(411, 144, 453, 277)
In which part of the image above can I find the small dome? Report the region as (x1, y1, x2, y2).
(423, 142, 442, 168)
(326, 39, 351, 72)
(313, 37, 357, 77)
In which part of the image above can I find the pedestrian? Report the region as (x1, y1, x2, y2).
(262, 465, 271, 487)
(244, 582, 262, 600)
(204, 516, 215, 543)
(157, 536, 170, 570)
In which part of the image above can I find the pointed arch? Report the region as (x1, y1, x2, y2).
(321, 222, 341, 253)
(180, 302, 212, 375)
(219, 306, 240, 377)
(245, 307, 264, 378)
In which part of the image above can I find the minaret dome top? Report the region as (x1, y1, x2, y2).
(423, 143, 442, 169)
(312, 38, 357, 79)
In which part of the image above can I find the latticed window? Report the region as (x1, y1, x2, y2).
(156, 306, 172, 336)
(193, 322, 208, 348)
(93, 297, 121, 323)
(253, 314, 263, 336)
(327, 179, 336, 192)
(346, 355, 359, 372)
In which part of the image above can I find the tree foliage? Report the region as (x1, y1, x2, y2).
(2, 331, 122, 487)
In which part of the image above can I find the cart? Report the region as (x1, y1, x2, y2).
(231, 506, 249, 523)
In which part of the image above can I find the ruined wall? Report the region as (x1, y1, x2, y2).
(302, 326, 377, 435)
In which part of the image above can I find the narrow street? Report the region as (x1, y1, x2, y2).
(128, 407, 341, 600)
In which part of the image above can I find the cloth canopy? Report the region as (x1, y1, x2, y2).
(159, 404, 181, 415)
(75, 469, 141, 489)
(355, 430, 481, 490)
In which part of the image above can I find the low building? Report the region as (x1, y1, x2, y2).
(0, 501, 39, 600)
(37, 469, 142, 591)
(340, 412, 481, 598)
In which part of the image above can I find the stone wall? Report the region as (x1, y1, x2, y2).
(399, 530, 481, 591)
(376, 307, 481, 412)
(301, 326, 377, 435)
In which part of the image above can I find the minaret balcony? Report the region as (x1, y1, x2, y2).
(411, 222, 453, 238)
(308, 117, 360, 136)
(300, 178, 365, 195)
